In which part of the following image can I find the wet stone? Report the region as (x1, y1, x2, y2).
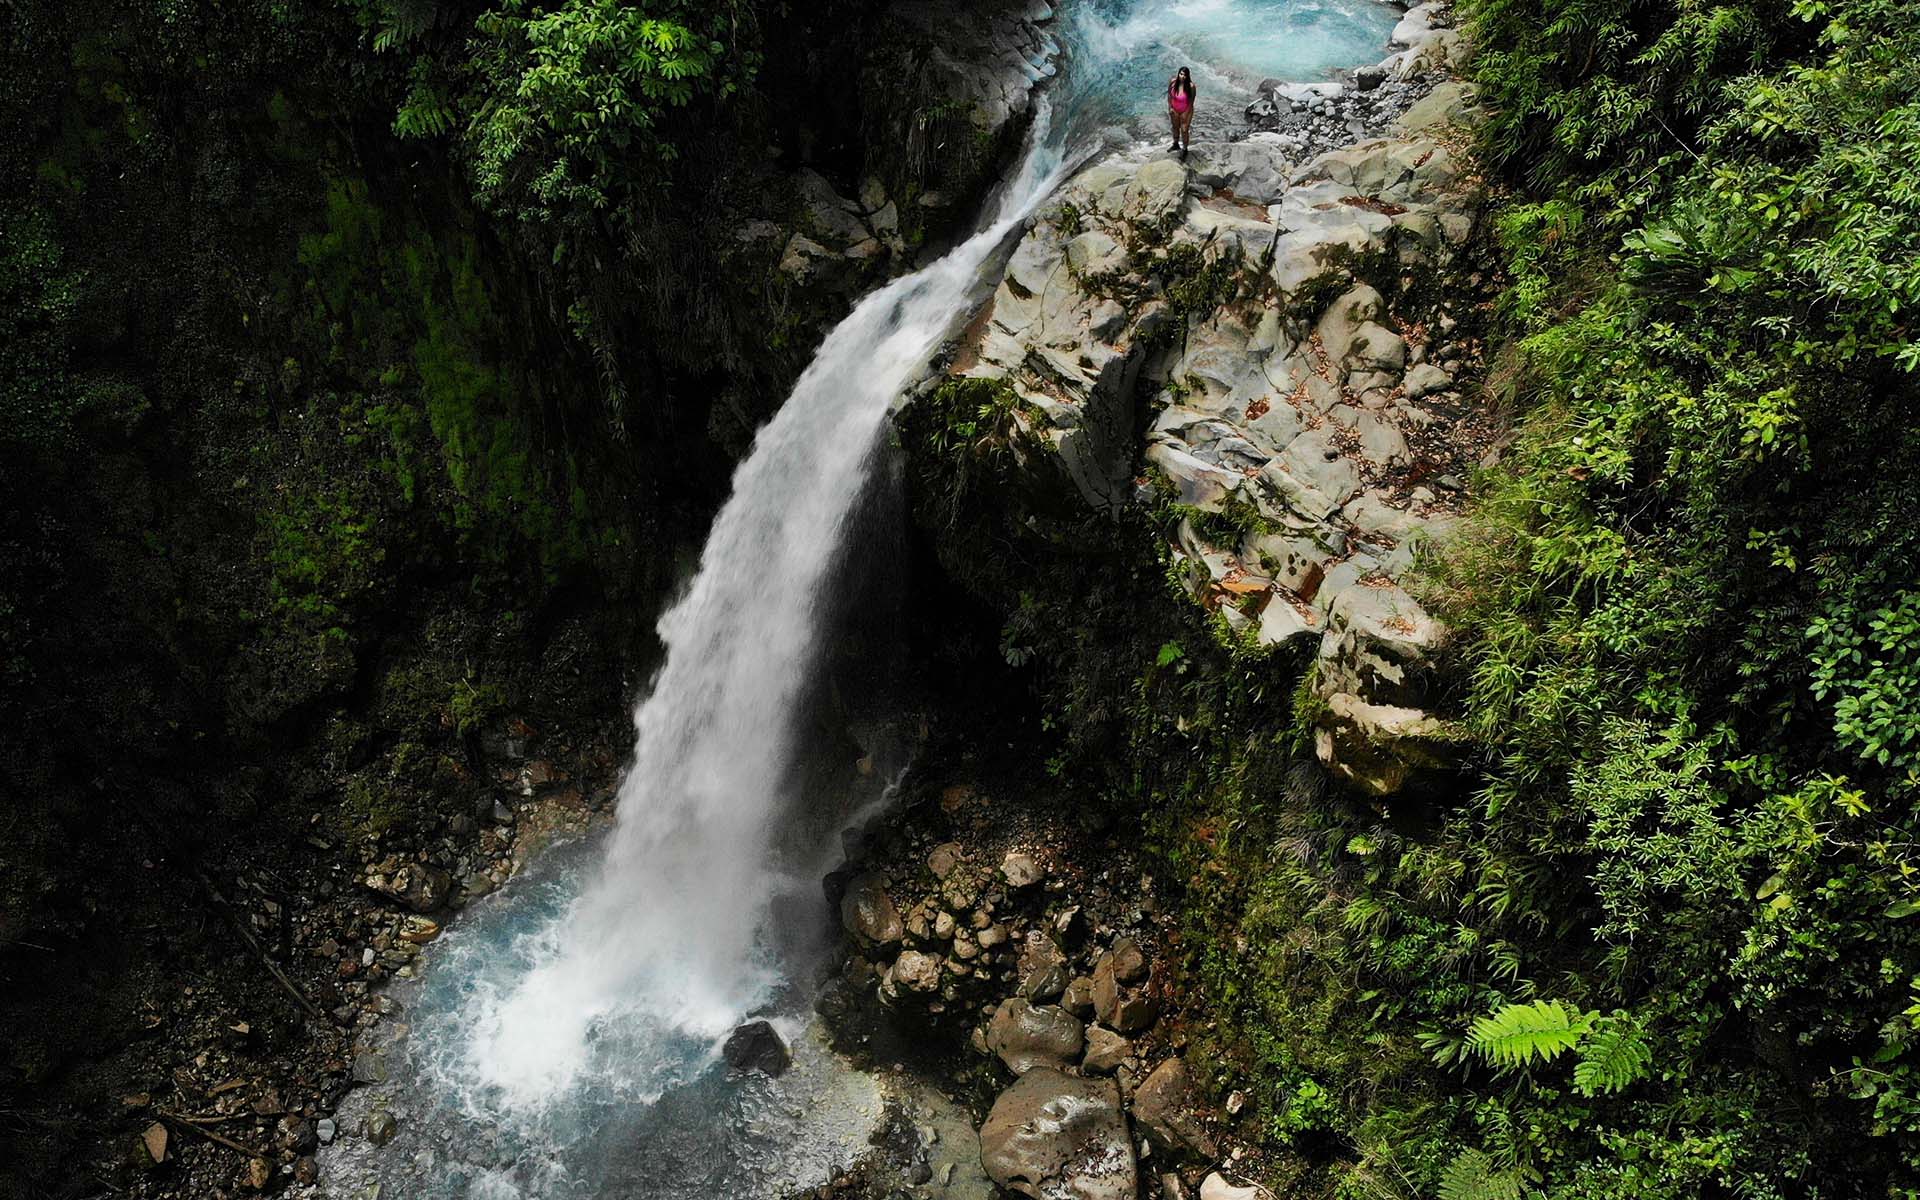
(365, 1109, 398, 1147)
(986, 998, 1086, 1075)
(723, 1019, 792, 1077)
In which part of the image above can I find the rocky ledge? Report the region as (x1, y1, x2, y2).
(915, 10, 1489, 800)
(842, 15, 1496, 1192)
(770, 1, 1062, 304)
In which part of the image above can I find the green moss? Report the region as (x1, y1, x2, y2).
(449, 673, 505, 737)
(340, 772, 410, 839)
(261, 482, 378, 633)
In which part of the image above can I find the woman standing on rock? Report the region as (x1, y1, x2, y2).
(1167, 66, 1196, 156)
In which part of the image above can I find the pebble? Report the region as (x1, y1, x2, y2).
(366, 1109, 399, 1146)
(316, 1118, 337, 1145)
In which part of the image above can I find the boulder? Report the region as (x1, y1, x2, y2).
(1062, 975, 1096, 1017)
(928, 842, 965, 879)
(1017, 930, 1071, 1000)
(889, 950, 944, 995)
(1401, 362, 1452, 399)
(1314, 692, 1459, 797)
(1066, 230, 1127, 277)
(1398, 81, 1480, 134)
(1313, 284, 1384, 367)
(987, 999, 1087, 1074)
(1091, 951, 1158, 1033)
(1001, 850, 1047, 889)
(368, 864, 452, 914)
(365, 1109, 398, 1147)
(778, 234, 842, 288)
(1200, 1174, 1274, 1200)
(1082, 1026, 1132, 1073)
(722, 1020, 792, 1077)
(1131, 1058, 1218, 1160)
(1116, 158, 1190, 226)
(979, 1068, 1137, 1200)
(1147, 442, 1244, 511)
(1109, 937, 1148, 983)
(840, 874, 904, 945)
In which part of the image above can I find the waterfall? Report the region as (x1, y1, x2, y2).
(457, 98, 1073, 1110)
(409, 0, 1405, 1132)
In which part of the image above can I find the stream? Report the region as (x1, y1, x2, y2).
(320, 2, 1399, 1196)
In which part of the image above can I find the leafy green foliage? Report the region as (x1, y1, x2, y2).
(1467, 1000, 1592, 1069)
(1572, 1019, 1652, 1097)
(1809, 592, 1920, 771)
(1438, 1150, 1527, 1200)
(464, 0, 742, 223)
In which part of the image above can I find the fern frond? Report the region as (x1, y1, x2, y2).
(1420, 1026, 1470, 1068)
(1438, 1149, 1525, 1200)
(1467, 999, 1592, 1068)
(1572, 1018, 1653, 1096)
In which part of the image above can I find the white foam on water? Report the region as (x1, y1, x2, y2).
(447, 99, 1075, 1116)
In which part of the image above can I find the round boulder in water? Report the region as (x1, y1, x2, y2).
(722, 1020, 792, 1078)
(365, 1110, 398, 1147)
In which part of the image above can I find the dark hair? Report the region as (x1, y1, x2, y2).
(1173, 66, 1194, 97)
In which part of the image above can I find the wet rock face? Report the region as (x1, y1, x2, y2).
(979, 1068, 1137, 1200)
(722, 1019, 792, 1077)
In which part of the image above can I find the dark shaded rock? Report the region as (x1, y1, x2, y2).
(840, 873, 904, 945)
(1016, 930, 1070, 1001)
(369, 864, 452, 913)
(723, 1019, 792, 1077)
(1131, 1058, 1217, 1160)
(1092, 951, 1158, 1033)
(1062, 975, 1096, 1019)
(980, 1068, 1136, 1200)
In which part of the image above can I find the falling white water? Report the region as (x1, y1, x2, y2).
(372, 0, 1408, 1153)
(456, 99, 1074, 1109)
